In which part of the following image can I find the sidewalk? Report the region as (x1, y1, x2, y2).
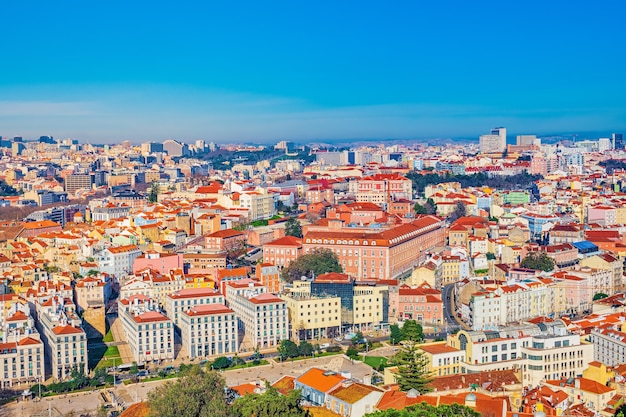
(109, 317, 134, 363)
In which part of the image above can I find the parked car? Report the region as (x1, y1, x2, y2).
(320, 343, 330, 350)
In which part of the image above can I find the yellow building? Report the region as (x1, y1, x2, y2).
(281, 293, 342, 340)
(352, 284, 388, 330)
(583, 361, 614, 385)
(440, 255, 464, 285)
(419, 341, 465, 377)
(448, 226, 469, 248)
(616, 206, 626, 226)
(407, 263, 436, 287)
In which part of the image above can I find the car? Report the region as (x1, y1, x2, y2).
(320, 343, 330, 350)
(136, 370, 148, 377)
(335, 337, 343, 342)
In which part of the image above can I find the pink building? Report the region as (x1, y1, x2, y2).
(397, 283, 443, 324)
(587, 205, 617, 227)
(262, 236, 303, 268)
(133, 251, 184, 275)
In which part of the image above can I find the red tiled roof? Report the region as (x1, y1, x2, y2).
(265, 236, 303, 247)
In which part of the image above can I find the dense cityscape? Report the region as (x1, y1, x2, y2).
(1, 129, 626, 416)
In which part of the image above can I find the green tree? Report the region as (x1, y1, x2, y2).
(520, 252, 555, 272)
(147, 368, 236, 417)
(298, 341, 314, 357)
(281, 248, 342, 283)
(365, 402, 481, 417)
(414, 203, 427, 215)
(390, 324, 404, 345)
(401, 320, 424, 342)
(346, 347, 359, 360)
(285, 217, 303, 238)
(278, 340, 299, 360)
(594, 293, 609, 301)
(211, 356, 232, 370)
(233, 385, 311, 417)
(130, 361, 139, 375)
(148, 181, 159, 203)
(391, 341, 433, 392)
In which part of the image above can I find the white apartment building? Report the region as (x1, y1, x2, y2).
(36, 296, 87, 381)
(239, 190, 276, 221)
(97, 244, 142, 278)
(226, 287, 288, 349)
(479, 127, 506, 154)
(225, 279, 266, 300)
(165, 287, 224, 328)
(469, 291, 501, 330)
(0, 300, 44, 387)
(180, 304, 238, 360)
(469, 278, 572, 330)
(449, 320, 593, 388)
(118, 295, 174, 363)
(589, 328, 626, 366)
(521, 332, 592, 388)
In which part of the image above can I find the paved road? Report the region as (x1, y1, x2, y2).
(4, 355, 372, 417)
(441, 283, 469, 330)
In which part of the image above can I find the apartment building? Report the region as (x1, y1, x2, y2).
(256, 263, 281, 294)
(589, 327, 626, 366)
(281, 292, 342, 340)
(204, 229, 246, 253)
(355, 174, 412, 208)
(182, 252, 227, 274)
(418, 342, 466, 377)
(302, 216, 445, 280)
(180, 304, 238, 360)
(36, 296, 87, 381)
(0, 301, 44, 387)
(397, 284, 443, 324)
(447, 320, 593, 388)
(262, 236, 302, 269)
(164, 287, 224, 328)
(98, 244, 142, 278)
(225, 284, 288, 349)
(240, 190, 276, 221)
(132, 251, 184, 275)
(297, 273, 390, 332)
(118, 295, 174, 363)
(581, 253, 624, 293)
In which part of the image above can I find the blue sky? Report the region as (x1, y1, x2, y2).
(1, 1, 625, 143)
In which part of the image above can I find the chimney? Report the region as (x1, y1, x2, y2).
(574, 379, 580, 389)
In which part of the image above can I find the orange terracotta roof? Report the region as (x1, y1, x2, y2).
(327, 382, 382, 404)
(296, 368, 345, 393)
(119, 402, 150, 417)
(52, 325, 84, 335)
